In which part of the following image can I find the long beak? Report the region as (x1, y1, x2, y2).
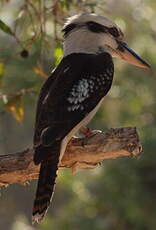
(117, 41, 150, 69)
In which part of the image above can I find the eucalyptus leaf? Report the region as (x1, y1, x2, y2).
(0, 19, 14, 36)
(54, 46, 63, 66)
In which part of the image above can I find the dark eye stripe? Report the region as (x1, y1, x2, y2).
(86, 21, 107, 33)
(62, 23, 77, 37)
(87, 22, 120, 38)
(108, 27, 120, 37)
(62, 21, 120, 38)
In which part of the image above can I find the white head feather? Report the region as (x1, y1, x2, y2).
(63, 13, 123, 57)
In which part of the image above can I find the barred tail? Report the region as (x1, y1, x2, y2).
(32, 145, 60, 224)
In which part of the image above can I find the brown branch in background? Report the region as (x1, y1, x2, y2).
(0, 127, 142, 187)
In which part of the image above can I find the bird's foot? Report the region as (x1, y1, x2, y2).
(79, 126, 93, 137)
(80, 126, 102, 137)
(79, 127, 102, 147)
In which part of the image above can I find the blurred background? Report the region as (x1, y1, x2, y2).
(0, 0, 156, 229)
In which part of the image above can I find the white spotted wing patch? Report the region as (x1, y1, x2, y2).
(67, 67, 113, 112)
(105, 67, 113, 80)
(67, 78, 94, 111)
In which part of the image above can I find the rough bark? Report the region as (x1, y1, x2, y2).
(0, 127, 142, 187)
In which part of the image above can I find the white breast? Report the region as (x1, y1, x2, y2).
(59, 98, 104, 161)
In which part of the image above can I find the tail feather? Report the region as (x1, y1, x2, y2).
(32, 146, 60, 224)
(33, 145, 54, 165)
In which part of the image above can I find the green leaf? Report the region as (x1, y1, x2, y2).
(54, 46, 63, 66)
(0, 63, 5, 76)
(0, 19, 14, 36)
(0, 62, 5, 87)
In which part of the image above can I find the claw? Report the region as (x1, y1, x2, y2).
(79, 126, 93, 137)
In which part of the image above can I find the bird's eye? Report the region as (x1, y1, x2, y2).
(87, 21, 99, 32)
(109, 27, 119, 37)
(87, 21, 96, 27)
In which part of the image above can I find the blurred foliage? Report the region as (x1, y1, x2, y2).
(0, 18, 14, 35)
(0, 0, 156, 230)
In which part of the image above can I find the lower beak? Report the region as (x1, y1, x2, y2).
(117, 41, 150, 69)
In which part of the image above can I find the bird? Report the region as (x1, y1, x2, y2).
(32, 13, 150, 223)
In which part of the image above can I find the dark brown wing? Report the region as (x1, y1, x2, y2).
(33, 70, 56, 147)
(33, 52, 114, 163)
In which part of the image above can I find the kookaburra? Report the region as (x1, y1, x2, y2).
(32, 13, 150, 223)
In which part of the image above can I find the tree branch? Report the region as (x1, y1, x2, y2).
(0, 127, 142, 187)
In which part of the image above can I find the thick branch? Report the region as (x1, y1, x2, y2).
(0, 127, 142, 187)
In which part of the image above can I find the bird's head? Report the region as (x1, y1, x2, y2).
(62, 13, 150, 69)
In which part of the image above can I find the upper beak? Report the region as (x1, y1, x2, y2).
(117, 41, 150, 69)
